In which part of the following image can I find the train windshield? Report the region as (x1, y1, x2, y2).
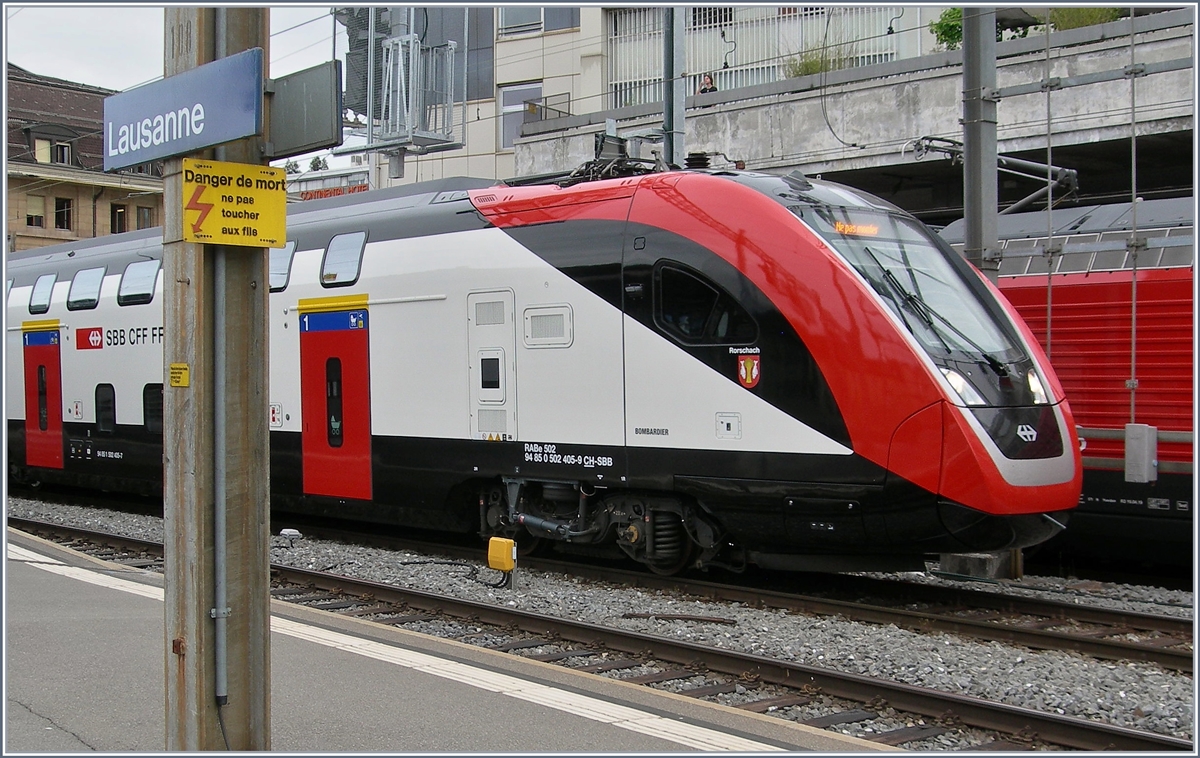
(800, 206, 1022, 363)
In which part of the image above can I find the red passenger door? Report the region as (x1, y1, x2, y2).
(299, 305, 372, 500)
(22, 322, 64, 469)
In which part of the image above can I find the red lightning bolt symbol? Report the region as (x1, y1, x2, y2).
(185, 184, 213, 234)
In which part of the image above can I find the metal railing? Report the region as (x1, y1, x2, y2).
(607, 7, 901, 109)
(379, 35, 461, 148)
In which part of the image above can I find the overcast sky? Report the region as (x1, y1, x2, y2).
(5, 5, 338, 92)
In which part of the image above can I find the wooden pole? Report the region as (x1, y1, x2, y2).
(163, 7, 271, 750)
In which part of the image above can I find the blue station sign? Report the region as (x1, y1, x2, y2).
(103, 48, 264, 172)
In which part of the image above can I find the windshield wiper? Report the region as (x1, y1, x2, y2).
(865, 247, 1009, 376)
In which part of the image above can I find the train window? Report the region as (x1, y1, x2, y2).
(654, 264, 757, 345)
(37, 365, 48, 431)
(67, 267, 106, 310)
(269, 241, 297, 291)
(1026, 253, 1053, 276)
(1057, 252, 1092, 274)
(96, 384, 116, 434)
(118, 259, 161, 305)
(481, 357, 501, 389)
(29, 273, 56, 314)
(1158, 242, 1194, 268)
(143, 383, 164, 435)
(325, 358, 343, 448)
(1092, 232, 1128, 271)
(321, 232, 366, 288)
(1130, 248, 1162, 268)
(997, 253, 1029, 277)
(477, 348, 506, 403)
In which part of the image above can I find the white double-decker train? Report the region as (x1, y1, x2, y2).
(8, 158, 1081, 574)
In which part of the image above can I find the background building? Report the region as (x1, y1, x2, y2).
(6, 64, 163, 252)
(325, 6, 1192, 226)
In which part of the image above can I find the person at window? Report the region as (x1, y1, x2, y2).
(697, 73, 717, 94)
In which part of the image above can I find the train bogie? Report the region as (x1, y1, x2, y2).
(8, 168, 1082, 573)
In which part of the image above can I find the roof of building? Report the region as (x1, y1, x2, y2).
(7, 64, 118, 171)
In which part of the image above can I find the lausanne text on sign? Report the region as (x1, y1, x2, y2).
(103, 48, 263, 172)
(182, 158, 287, 247)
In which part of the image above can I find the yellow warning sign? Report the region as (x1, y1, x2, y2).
(169, 363, 191, 388)
(182, 158, 286, 247)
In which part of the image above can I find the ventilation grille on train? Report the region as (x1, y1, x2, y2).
(475, 301, 505, 326)
(477, 409, 507, 434)
(528, 313, 564, 340)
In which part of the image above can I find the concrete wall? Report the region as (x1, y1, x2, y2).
(515, 9, 1193, 180)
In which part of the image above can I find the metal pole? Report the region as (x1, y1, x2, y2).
(1044, 14, 1054, 358)
(961, 8, 999, 277)
(1128, 9, 1139, 423)
(662, 8, 685, 166)
(211, 10, 231, 711)
(367, 8, 376, 148)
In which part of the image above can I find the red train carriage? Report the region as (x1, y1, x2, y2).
(940, 198, 1194, 566)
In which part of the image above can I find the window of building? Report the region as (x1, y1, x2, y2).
(29, 273, 56, 314)
(499, 82, 541, 149)
(690, 7, 734, 27)
(143, 384, 164, 435)
(269, 241, 297, 292)
(321, 231, 367, 287)
(96, 384, 116, 433)
(136, 206, 154, 230)
(118, 259, 160, 306)
(67, 267, 106, 310)
(654, 264, 758, 345)
(26, 195, 44, 227)
(111, 204, 127, 234)
(499, 6, 541, 35)
(54, 198, 72, 230)
(33, 137, 72, 164)
(544, 7, 579, 31)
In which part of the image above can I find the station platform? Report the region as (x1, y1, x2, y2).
(6, 528, 891, 753)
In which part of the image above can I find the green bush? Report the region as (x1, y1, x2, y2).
(1049, 7, 1123, 30)
(929, 7, 964, 51)
(930, 6, 1124, 50)
(783, 39, 858, 77)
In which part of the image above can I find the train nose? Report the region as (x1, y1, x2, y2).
(937, 499, 1071, 551)
(966, 404, 1065, 461)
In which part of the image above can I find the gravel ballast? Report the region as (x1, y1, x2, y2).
(9, 495, 1194, 743)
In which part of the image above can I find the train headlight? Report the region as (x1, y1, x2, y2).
(1027, 369, 1050, 404)
(940, 368, 986, 406)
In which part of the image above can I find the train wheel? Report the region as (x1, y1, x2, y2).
(514, 529, 545, 557)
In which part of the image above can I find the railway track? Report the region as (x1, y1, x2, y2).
(271, 519, 1194, 673)
(9, 517, 1193, 752)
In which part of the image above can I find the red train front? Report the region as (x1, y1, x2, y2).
(472, 169, 1082, 571)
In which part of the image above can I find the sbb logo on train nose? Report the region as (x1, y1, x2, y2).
(76, 327, 103, 350)
(1016, 424, 1038, 443)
